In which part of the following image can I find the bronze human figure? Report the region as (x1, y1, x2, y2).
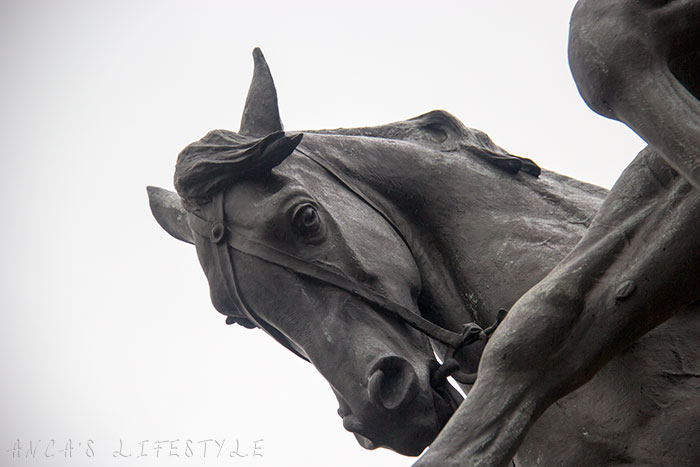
(148, 2, 699, 465)
(419, 1, 700, 465)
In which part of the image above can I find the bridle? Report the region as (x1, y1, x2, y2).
(185, 145, 507, 386)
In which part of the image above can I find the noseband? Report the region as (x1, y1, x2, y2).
(186, 147, 507, 385)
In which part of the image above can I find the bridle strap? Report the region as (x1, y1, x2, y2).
(200, 192, 311, 362)
(297, 147, 417, 258)
(189, 211, 468, 348)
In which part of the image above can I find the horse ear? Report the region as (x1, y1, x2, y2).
(147, 186, 194, 245)
(239, 48, 283, 137)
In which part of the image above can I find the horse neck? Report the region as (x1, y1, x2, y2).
(303, 134, 606, 331)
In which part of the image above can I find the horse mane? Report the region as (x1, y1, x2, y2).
(174, 110, 540, 205)
(310, 110, 541, 177)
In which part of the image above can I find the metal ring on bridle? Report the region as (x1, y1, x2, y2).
(210, 222, 226, 244)
(434, 308, 509, 386)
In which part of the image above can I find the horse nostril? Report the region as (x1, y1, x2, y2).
(367, 356, 419, 411)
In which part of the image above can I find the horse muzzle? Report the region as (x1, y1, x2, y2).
(336, 355, 463, 456)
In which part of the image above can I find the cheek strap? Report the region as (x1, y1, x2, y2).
(192, 192, 311, 362)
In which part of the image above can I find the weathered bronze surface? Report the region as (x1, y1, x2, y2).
(149, 2, 699, 465)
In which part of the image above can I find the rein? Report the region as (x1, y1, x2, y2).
(187, 148, 507, 385)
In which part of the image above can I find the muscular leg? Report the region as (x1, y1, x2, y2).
(415, 148, 700, 466)
(569, 0, 700, 189)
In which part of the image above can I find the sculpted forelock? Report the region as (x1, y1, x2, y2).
(173, 130, 301, 204)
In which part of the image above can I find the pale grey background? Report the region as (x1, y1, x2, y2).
(1, 1, 643, 466)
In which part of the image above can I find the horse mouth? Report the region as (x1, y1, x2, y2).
(341, 415, 378, 450)
(353, 433, 378, 450)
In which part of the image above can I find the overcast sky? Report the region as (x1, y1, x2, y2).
(1, 1, 645, 466)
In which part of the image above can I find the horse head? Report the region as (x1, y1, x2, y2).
(148, 49, 468, 455)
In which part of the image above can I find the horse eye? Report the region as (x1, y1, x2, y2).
(292, 203, 322, 237)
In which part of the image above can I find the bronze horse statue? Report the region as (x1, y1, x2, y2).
(148, 2, 699, 465)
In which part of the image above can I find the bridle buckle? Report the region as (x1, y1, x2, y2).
(210, 222, 226, 244)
